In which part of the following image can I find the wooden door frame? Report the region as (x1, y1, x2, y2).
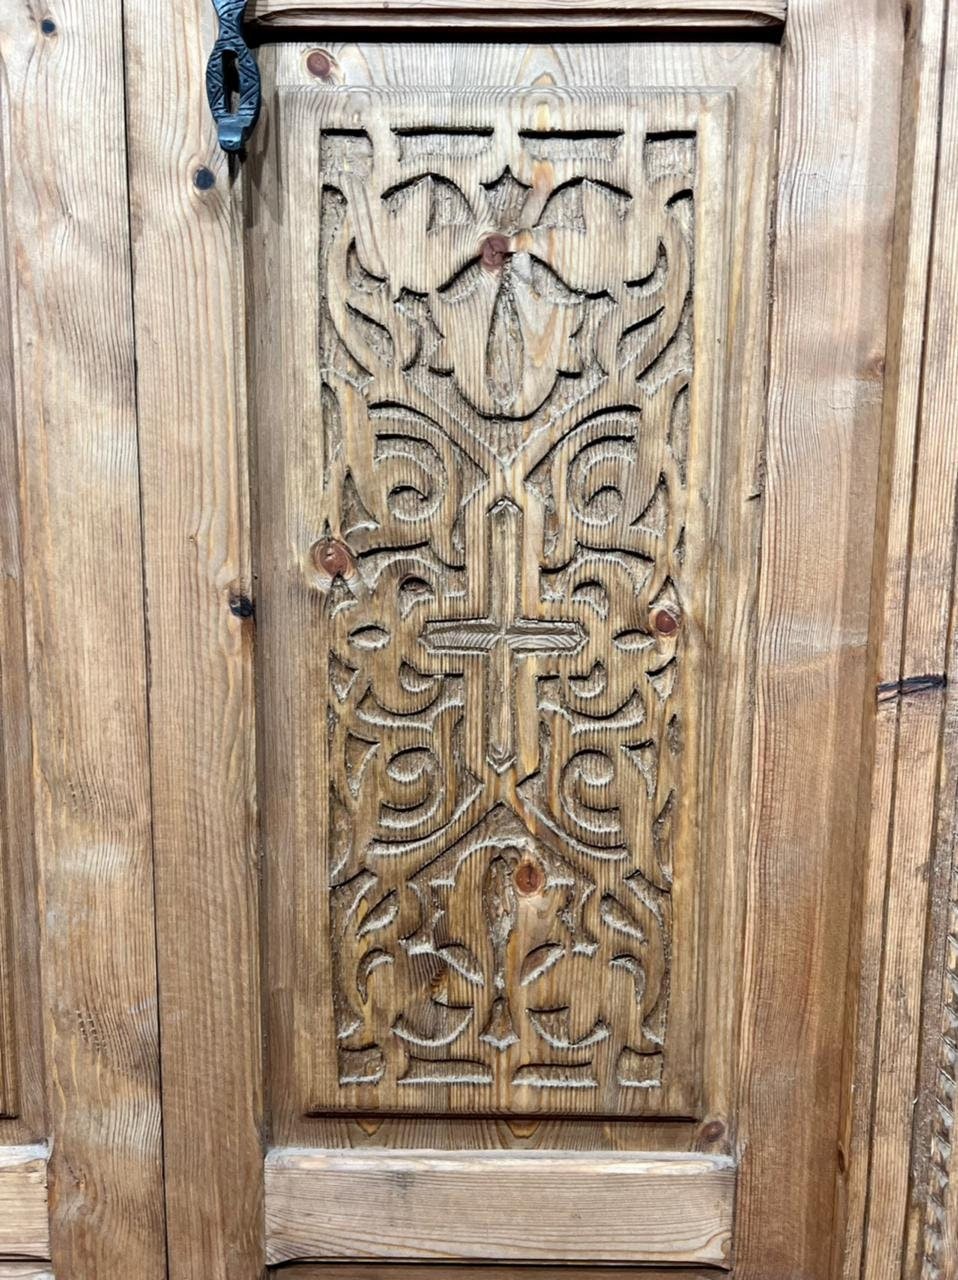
(1, 0, 954, 1276)
(120, 0, 946, 1277)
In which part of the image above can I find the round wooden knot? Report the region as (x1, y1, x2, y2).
(312, 538, 353, 578)
(305, 49, 334, 80)
(480, 234, 511, 272)
(514, 859, 546, 897)
(650, 605, 682, 638)
(700, 1119, 725, 1143)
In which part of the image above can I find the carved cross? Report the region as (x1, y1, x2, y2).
(420, 498, 586, 774)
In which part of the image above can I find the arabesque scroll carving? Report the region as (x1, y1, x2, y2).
(315, 107, 698, 1110)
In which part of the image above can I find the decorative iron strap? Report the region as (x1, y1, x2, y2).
(206, 0, 261, 152)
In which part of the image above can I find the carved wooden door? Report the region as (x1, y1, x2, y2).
(123, 2, 919, 1277)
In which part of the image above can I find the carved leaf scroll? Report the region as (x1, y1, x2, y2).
(312, 93, 711, 1114)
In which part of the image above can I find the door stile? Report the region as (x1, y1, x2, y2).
(735, 0, 908, 1276)
(123, 2, 265, 1278)
(0, 0, 167, 1274)
(840, 0, 952, 1274)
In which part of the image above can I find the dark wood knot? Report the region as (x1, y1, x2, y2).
(312, 538, 354, 579)
(480, 234, 512, 272)
(650, 605, 682, 637)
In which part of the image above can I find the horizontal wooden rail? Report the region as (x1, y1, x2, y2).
(247, 0, 787, 29)
(0, 1146, 49, 1260)
(265, 1148, 735, 1268)
(274, 1266, 726, 1279)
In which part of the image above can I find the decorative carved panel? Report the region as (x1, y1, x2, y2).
(265, 86, 734, 1117)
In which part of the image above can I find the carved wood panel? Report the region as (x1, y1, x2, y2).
(268, 86, 733, 1117)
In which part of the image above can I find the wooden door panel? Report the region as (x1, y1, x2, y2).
(265, 1147, 733, 1266)
(273, 83, 732, 1120)
(125, 2, 920, 1273)
(254, 39, 774, 1173)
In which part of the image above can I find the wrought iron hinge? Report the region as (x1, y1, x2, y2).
(206, 0, 261, 153)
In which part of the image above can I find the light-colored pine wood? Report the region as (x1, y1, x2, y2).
(258, 37, 775, 1163)
(0, 1145, 48, 1260)
(122, 3, 263, 1277)
(840, 3, 950, 1276)
(897, 7, 958, 1277)
(733, 1, 906, 1277)
(275, 1266, 721, 1279)
(265, 1148, 734, 1266)
(249, 0, 787, 29)
(261, 80, 735, 1120)
(0, 2, 166, 1275)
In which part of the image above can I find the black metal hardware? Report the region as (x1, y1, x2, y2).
(206, 0, 261, 153)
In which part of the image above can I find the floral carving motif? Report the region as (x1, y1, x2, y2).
(316, 109, 697, 1110)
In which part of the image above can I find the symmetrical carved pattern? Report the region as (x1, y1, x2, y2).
(316, 101, 698, 1110)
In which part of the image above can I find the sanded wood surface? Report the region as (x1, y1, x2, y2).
(123, 2, 263, 1277)
(842, 0, 953, 1277)
(0, 1146, 49, 1260)
(733, 2, 905, 1278)
(248, 0, 787, 29)
(0, 2, 166, 1275)
(898, 7, 958, 1278)
(275, 1267, 721, 1279)
(0, 64, 32, 1129)
(265, 1148, 734, 1266)
(257, 38, 774, 1160)
(265, 81, 731, 1120)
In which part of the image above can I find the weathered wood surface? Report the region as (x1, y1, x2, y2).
(265, 1148, 734, 1266)
(0, 1, 166, 1275)
(275, 1267, 721, 1279)
(841, 0, 952, 1277)
(268, 81, 731, 1120)
(259, 38, 774, 1161)
(0, 60, 35, 1130)
(248, 0, 787, 28)
(0, 1145, 49, 1260)
(0, 1267, 54, 1280)
(123, 1, 263, 1276)
(734, 1, 905, 1278)
(898, 6, 958, 1278)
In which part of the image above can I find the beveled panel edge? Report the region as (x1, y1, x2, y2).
(248, 0, 786, 31)
(265, 1148, 735, 1268)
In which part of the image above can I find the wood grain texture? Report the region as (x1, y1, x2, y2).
(122, 2, 263, 1277)
(0, 2, 166, 1275)
(268, 83, 728, 1121)
(734, 0, 905, 1277)
(898, 7, 958, 1278)
(258, 39, 774, 1160)
(274, 1267, 722, 1279)
(265, 1147, 734, 1266)
(0, 1146, 49, 1260)
(0, 62, 29, 1127)
(840, 2, 954, 1277)
(0, 1267, 54, 1280)
(248, 0, 787, 30)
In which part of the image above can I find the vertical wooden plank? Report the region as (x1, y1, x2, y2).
(901, 6, 958, 1276)
(735, 0, 905, 1275)
(123, 2, 263, 1277)
(840, 0, 948, 1275)
(0, 0, 166, 1275)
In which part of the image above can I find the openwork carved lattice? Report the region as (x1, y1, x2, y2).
(312, 93, 712, 1112)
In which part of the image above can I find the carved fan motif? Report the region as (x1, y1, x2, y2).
(316, 112, 696, 1108)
